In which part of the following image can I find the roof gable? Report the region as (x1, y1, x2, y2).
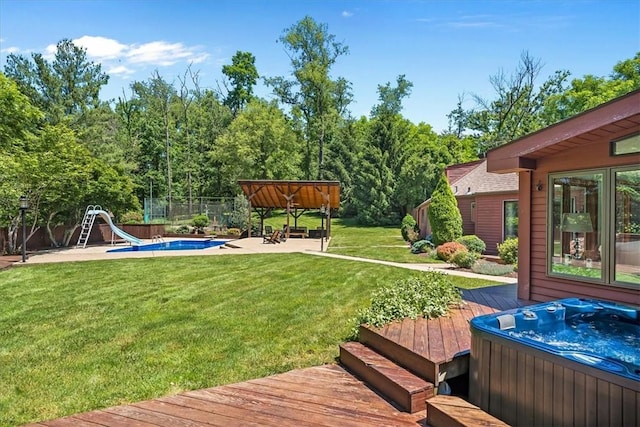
(451, 159, 518, 196)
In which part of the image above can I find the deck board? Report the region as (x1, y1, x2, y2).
(30, 365, 425, 427)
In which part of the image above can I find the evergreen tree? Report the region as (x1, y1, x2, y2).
(427, 172, 462, 246)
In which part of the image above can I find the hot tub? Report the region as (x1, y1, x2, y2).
(469, 298, 639, 427)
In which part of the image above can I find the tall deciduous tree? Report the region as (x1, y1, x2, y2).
(541, 52, 640, 124)
(266, 16, 352, 179)
(221, 51, 259, 117)
(214, 99, 302, 193)
(464, 51, 569, 155)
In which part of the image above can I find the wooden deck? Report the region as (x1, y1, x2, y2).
(358, 284, 529, 385)
(27, 365, 426, 427)
(27, 284, 527, 426)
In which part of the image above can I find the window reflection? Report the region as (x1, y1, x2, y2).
(615, 168, 640, 285)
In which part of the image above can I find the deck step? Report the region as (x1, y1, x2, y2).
(426, 395, 509, 427)
(339, 341, 434, 413)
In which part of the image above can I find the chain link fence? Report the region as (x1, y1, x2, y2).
(143, 197, 241, 229)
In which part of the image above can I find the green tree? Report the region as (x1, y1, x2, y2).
(541, 53, 640, 124)
(266, 16, 352, 179)
(464, 51, 570, 155)
(351, 144, 395, 225)
(0, 74, 43, 253)
(221, 51, 259, 117)
(428, 172, 462, 246)
(214, 99, 302, 193)
(4, 39, 109, 125)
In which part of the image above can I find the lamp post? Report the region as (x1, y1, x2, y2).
(19, 195, 29, 263)
(320, 205, 326, 252)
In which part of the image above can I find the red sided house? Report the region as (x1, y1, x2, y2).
(414, 159, 519, 256)
(487, 89, 640, 305)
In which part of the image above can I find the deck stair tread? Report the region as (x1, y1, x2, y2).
(426, 395, 510, 427)
(339, 341, 434, 413)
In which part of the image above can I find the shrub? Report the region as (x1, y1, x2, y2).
(401, 214, 420, 243)
(497, 237, 519, 265)
(427, 172, 463, 246)
(456, 235, 486, 254)
(120, 211, 143, 224)
(450, 250, 479, 269)
(436, 241, 467, 262)
(227, 228, 241, 236)
(411, 239, 434, 254)
(472, 260, 515, 276)
(175, 225, 190, 234)
(350, 272, 462, 338)
(192, 214, 209, 228)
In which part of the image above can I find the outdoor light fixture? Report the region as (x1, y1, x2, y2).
(561, 212, 593, 259)
(19, 195, 29, 263)
(536, 181, 544, 191)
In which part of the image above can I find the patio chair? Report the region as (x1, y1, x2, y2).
(263, 225, 273, 236)
(263, 229, 281, 244)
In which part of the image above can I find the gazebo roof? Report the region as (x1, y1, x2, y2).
(238, 180, 340, 209)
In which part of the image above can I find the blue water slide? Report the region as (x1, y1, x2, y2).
(89, 210, 143, 245)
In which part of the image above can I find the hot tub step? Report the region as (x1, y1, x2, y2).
(426, 395, 509, 427)
(339, 341, 434, 413)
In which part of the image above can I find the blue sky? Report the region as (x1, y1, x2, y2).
(1, 0, 638, 132)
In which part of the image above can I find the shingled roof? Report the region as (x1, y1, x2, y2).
(449, 159, 518, 196)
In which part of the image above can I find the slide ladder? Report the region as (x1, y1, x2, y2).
(77, 205, 101, 248)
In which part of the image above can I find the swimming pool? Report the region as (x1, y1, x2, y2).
(469, 298, 639, 426)
(107, 239, 226, 252)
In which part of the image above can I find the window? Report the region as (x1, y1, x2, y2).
(548, 166, 640, 287)
(504, 201, 518, 239)
(614, 168, 640, 284)
(470, 202, 476, 223)
(612, 132, 640, 156)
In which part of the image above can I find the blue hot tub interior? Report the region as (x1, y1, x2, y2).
(470, 298, 640, 381)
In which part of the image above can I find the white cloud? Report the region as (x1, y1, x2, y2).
(73, 35, 127, 59)
(37, 36, 210, 75)
(126, 40, 208, 66)
(107, 65, 135, 76)
(342, 10, 353, 18)
(0, 46, 20, 54)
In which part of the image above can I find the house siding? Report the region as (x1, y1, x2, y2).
(456, 197, 476, 237)
(525, 135, 640, 306)
(473, 193, 518, 256)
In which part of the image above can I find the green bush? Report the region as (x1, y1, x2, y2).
(191, 214, 209, 230)
(411, 239, 434, 254)
(427, 172, 463, 246)
(497, 237, 519, 265)
(175, 225, 190, 234)
(350, 272, 462, 338)
(401, 214, 420, 243)
(436, 241, 467, 262)
(456, 235, 486, 254)
(472, 260, 515, 276)
(120, 211, 143, 224)
(450, 250, 479, 268)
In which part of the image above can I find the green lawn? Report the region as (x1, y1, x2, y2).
(0, 220, 499, 425)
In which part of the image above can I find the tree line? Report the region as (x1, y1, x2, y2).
(1, 15, 638, 253)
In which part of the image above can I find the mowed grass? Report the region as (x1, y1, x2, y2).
(0, 218, 500, 425)
(0, 253, 442, 425)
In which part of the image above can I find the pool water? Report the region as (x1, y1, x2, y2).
(107, 239, 226, 252)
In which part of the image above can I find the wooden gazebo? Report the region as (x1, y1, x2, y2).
(238, 180, 341, 238)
